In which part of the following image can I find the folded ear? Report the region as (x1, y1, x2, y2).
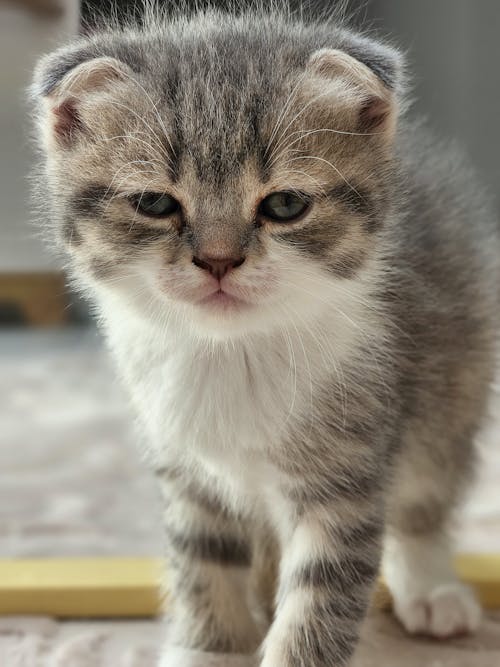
(33, 48, 133, 149)
(305, 42, 403, 141)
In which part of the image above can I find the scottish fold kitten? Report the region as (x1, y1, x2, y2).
(32, 4, 499, 667)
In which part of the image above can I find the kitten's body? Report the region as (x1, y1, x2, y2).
(33, 5, 498, 666)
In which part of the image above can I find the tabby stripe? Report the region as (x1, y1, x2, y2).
(328, 183, 381, 233)
(289, 624, 359, 667)
(328, 250, 367, 279)
(88, 257, 116, 280)
(289, 470, 382, 507)
(336, 517, 384, 549)
(294, 556, 379, 592)
(166, 529, 251, 566)
(70, 184, 109, 217)
(328, 183, 372, 215)
(155, 466, 237, 519)
(61, 216, 83, 245)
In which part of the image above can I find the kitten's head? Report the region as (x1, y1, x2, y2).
(32, 9, 403, 340)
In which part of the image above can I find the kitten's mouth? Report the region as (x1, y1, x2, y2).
(198, 289, 248, 311)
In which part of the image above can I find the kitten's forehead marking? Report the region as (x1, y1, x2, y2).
(153, 41, 295, 187)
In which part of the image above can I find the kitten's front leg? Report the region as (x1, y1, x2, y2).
(157, 468, 261, 667)
(261, 491, 384, 667)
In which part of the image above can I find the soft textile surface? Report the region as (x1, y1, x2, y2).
(1, 329, 163, 557)
(1, 328, 500, 666)
(1, 611, 500, 667)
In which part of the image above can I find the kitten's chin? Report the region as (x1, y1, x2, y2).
(197, 289, 250, 312)
(179, 296, 286, 341)
(188, 303, 266, 341)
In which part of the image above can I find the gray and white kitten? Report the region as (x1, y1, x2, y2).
(32, 4, 499, 667)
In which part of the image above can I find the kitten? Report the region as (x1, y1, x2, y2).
(32, 4, 499, 667)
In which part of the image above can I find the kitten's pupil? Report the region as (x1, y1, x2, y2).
(132, 192, 179, 217)
(259, 191, 310, 222)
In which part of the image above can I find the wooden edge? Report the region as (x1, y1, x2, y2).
(0, 272, 68, 326)
(0, 555, 499, 618)
(0, 558, 165, 618)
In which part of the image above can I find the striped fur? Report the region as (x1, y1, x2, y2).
(32, 4, 498, 666)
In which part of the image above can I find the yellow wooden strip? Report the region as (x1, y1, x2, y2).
(0, 558, 164, 617)
(455, 553, 500, 610)
(0, 555, 498, 618)
(0, 272, 68, 326)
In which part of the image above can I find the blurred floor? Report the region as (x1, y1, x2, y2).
(0, 328, 162, 557)
(1, 608, 500, 667)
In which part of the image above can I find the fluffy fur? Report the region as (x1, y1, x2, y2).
(32, 3, 499, 666)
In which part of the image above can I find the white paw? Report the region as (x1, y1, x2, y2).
(159, 646, 257, 667)
(393, 582, 481, 638)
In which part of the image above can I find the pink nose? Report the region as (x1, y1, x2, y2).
(192, 255, 245, 280)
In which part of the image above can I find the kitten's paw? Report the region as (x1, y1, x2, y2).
(393, 582, 481, 638)
(159, 647, 257, 667)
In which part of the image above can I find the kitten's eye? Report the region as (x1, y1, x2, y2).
(259, 191, 310, 222)
(131, 192, 179, 217)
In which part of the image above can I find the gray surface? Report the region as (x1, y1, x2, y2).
(368, 0, 500, 209)
(0, 327, 163, 557)
(1, 610, 500, 667)
(0, 1, 79, 271)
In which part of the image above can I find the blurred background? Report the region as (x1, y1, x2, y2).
(1, 0, 499, 561)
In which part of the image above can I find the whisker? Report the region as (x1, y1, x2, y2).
(264, 77, 305, 158)
(98, 98, 174, 166)
(265, 88, 341, 166)
(117, 70, 177, 159)
(102, 132, 170, 165)
(284, 155, 361, 197)
(103, 160, 161, 200)
(286, 303, 349, 430)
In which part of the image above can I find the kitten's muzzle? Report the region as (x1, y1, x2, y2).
(192, 254, 246, 280)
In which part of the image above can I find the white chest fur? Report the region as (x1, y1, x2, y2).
(110, 325, 306, 454)
(102, 316, 345, 497)
(96, 271, 376, 503)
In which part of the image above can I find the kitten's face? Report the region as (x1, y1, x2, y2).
(35, 19, 400, 340)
